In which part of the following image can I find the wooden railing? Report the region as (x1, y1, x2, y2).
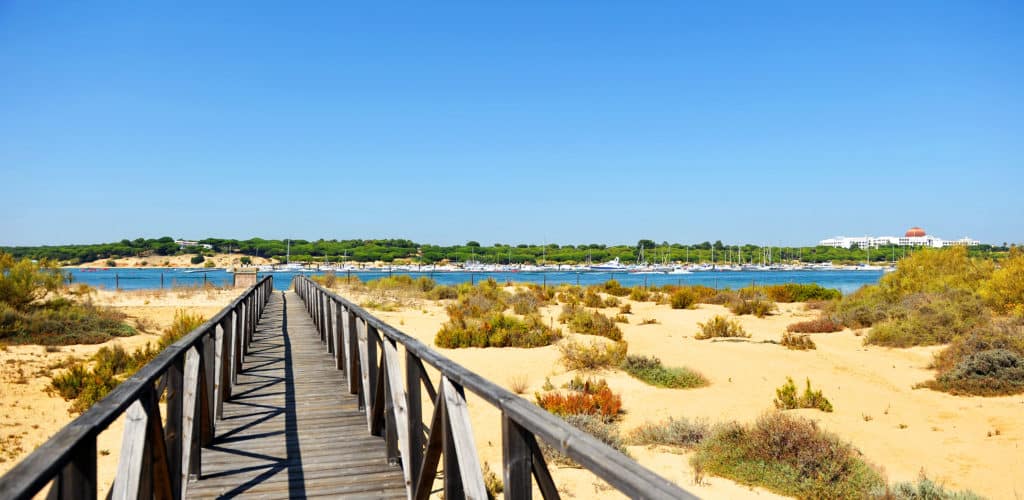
(0, 276, 274, 500)
(294, 276, 697, 500)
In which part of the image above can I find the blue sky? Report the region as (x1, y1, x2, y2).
(2, 2, 1021, 246)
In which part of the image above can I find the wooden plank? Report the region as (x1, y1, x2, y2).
(164, 354, 184, 500)
(383, 340, 412, 497)
(502, 414, 532, 500)
(180, 347, 201, 493)
(216, 316, 231, 419)
(142, 387, 172, 500)
(110, 401, 147, 500)
(413, 386, 446, 500)
(357, 318, 372, 427)
(527, 432, 561, 500)
(405, 351, 424, 494)
(184, 290, 406, 498)
(442, 378, 487, 500)
(346, 308, 359, 394)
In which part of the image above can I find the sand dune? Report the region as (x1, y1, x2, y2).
(3, 285, 1020, 498)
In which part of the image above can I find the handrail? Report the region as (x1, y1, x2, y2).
(293, 275, 697, 500)
(0, 276, 274, 500)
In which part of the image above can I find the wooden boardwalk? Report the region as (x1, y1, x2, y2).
(186, 291, 406, 499)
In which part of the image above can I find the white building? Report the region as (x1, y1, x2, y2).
(175, 239, 214, 250)
(818, 228, 980, 249)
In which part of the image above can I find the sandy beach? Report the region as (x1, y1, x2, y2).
(71, 253, 274, 269)
(3, 283, 1021, 499)
(0, 288, 239, 493)
(353, 286, 1023, 499)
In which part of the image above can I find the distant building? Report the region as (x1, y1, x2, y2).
(175, 239, 213, 250)
(818, 227, 980, 249)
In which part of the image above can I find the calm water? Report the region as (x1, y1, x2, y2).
(65, 268, 883, 294)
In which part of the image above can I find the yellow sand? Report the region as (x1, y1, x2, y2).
(4, 285, 1021, 499)
(360, 289, 1023, 499)
(71, 253, 273, 269)
(0, 288, 238, 494)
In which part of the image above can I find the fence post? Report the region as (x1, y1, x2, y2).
(502, 416, 532, 500)
(406, 351, 424, 485)
(50, 436, 97, 500)
(165, 353, 184, 499)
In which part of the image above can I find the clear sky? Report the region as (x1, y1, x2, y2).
(2, 2, 1021, 247)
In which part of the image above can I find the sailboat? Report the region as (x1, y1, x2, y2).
(259, 239, 305, 272)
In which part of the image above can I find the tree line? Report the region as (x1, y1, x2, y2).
(0, 237, 1010, 265)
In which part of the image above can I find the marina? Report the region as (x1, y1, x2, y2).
(64, 267, 885, 294)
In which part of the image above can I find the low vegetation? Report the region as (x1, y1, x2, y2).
(535, 376, 623, 422)
(690, 412, 884, 498)
(627, 417, 710, 449)
(763, 283, 842, 303)
(786, 316, 843, 333)
(774, 377, 833, 412)
(727, 290, 777, 317)
(780, 332, 816, 350)
(695, 315, 749, 340)
(558, 338, 628, 370)
(434, 279, 560, 348)
(540, 414, 629, 466)
(884, 473, 985, 500)
(558, 304, 623, 341)
(669, 289, 697, 309)
(0, 252, 135, 345)
(827, 247, 1024, 396)
(620, 355, 708, 389)
(50, 310, 205, 413)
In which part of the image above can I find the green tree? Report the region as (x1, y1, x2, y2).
(0, 252, 62, 311)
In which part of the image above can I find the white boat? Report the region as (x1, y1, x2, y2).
(589, 258, 629, 272)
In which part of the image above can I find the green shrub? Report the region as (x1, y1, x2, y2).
(628, 286, 651, 302)
(0, 253, 62, 310)
(510, 290, 540, 314)
(0, 298, 134, 345)
(691, 412, 883, 498)
(583, 290, 605, 308)
(426, 285, 458, 300)
(833, 285, 894, 328)
(774, 377, 833, 412)
(558, 304, 623, 341)
(786, 316, 843, 333)
(190, 255, 205, 265)
(883, 473, 985, 499)
(558, 338, 628, 370)
(106, 260, 118, 267)
(628, 417, 710, 449)
(612, 314, 629, 323)
(540, 414, 629, 466)
(980, 247, 1024, 316)
(728, 291, 776, 317)
(780, 332, 816, 350)
(669, 289, 697, 309)
(924, 349, 1024, 396)
(603, 279, 630, 297)
(880, 246, 993, 297)
(556, 285, 584, 305)
(931, 317, 1024, 373)
(621, 355, 708, 389)
(435, 312, 560, 348)
(764, 283, 841, 303)
(865, 291, 989, 347)
(603, 296, 620, 308)
(49, 363, 90, 400)
(695, 315, 749, 340)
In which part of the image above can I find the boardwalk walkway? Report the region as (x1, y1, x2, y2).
(186, 291, 405, 499)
